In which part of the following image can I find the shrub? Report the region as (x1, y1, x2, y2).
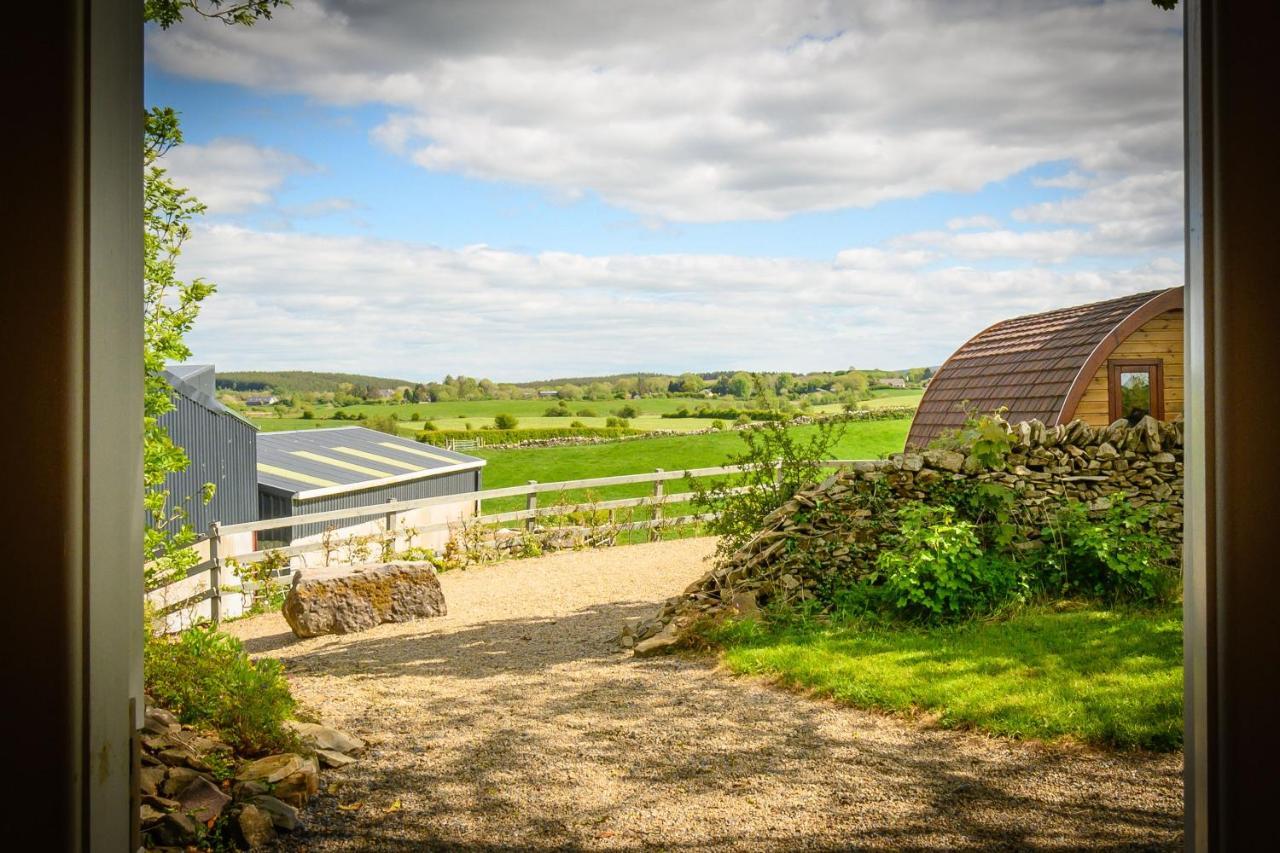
(545, 403, 573, 417)
(876, 503, 1027, 621)
(614, 404, 638, 419)
(421, 419, 437, 431)
(360, 413, 401, 435)
(576, 408, 597, 417)
(605, 416, 630, 428)
(711, 419, 726, 430)
(570, 420, 587, 428)
(1041, 498, 1178, 603)
(689, 416, 848, 559)
(494, 413, 519, 430)
(144, 625, 296, 754)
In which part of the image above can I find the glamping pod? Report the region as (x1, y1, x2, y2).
(906, 287, 1183, 448)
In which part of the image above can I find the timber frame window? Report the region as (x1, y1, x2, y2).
(1107, 358, 1164, 422)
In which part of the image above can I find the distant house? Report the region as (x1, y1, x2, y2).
(256, 427, 486, 556)
(538, 390, 559, 398)
(244, 394, 279, 406)
(876, 376, 908, 389)
(370, 388, 399, 400)
(907, 286, 1183, 448)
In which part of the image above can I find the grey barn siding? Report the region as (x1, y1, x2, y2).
(156, 380, 258, 533)
(258, 467, 483, 544)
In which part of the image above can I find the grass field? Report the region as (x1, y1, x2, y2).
(474, 418, 910, 514)
(704, 603, 1183, 751)
(248, 388, 923, 433)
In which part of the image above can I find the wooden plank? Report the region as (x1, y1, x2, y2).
(154, 587, 216, 619)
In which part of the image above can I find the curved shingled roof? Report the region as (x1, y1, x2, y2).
(906, 286, 1182, 449)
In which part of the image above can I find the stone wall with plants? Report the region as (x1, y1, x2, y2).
(625, 415, 1183, 655)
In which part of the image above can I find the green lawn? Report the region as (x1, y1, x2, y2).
(475, 419, 910, 513)
(706, 604, 1184, 751)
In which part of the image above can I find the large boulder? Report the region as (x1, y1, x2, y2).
(282, 561, 446, 638)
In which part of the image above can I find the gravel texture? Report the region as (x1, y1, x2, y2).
(227, 537, 1183, 851)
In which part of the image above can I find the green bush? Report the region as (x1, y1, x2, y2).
(711, 419, 726, 430)
(605, 416, 630, 428)
(1041, 498, 1178, 603)
(576, 408, 598, 417)
(360, 413, 402, 435)
(493, 413, 519, 430)
(144, 625, 296, 754)
(545, 403, 573, 417)
(876, 503, 1027, 621)
(614, 404, 638, 419)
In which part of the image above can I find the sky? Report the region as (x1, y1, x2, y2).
(147, 0, 1185, 383)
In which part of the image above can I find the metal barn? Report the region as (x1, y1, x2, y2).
(157, 365, 258, 535)
(255, 426, 485, 551)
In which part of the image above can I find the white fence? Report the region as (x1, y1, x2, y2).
(149, 460, 862, 627)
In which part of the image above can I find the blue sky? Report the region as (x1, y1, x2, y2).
(148, 0, 1184, 382)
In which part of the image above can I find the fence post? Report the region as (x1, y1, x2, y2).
(526, 481, 538, 531)
(208, 522, 222, 627)
(651, 469, 664, 541)
(384, 498, 398, 556)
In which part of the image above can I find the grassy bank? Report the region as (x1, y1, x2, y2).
(704, 603, 1183, 751)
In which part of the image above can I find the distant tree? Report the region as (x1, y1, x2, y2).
(494, 413, 519, 430)
(614, 404, 638, 419)
(558, 383, 583, 400)
(726, 372, 753, 398)
(673, 372, 706, 394)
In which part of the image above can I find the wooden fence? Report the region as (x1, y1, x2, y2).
(150, 460, 862, 626)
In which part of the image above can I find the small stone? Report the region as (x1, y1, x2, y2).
(232, 780, 271, 801)
(236, 753, 306, 785)
(161, 766, 201, 797)
(271, 755, 320, 808)
(251, 795, 302, 832)
(139, 765, 166, 797)
(139, 804, 165, 827)
(177, 775, 232, 823)
(316, 747, 357, 768)
(619, 634, 635, 648)
(286, 721, 365, 755)
(148, 812, 198, 847)
(235, 804, 277, 848)
(633, 623, 681, 658)
(1096, 442, 1119, 460)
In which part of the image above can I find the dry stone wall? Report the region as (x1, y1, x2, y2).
(625, 415, 1184, 655)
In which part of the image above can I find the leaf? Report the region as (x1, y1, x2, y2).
(384, 799, 403, 814)
(339, 801, 364, 812)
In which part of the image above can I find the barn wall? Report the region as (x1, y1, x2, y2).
(157, 391, 258, 531)
(1070, 309, 1184, 426)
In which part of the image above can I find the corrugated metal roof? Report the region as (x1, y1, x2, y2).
(906, 287, 1182, 448)
(256, 426, 485, 498)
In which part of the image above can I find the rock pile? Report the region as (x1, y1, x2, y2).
(624, 416, 1184, 655)
(283, 561, 447, 638)
(139, 703, 364, 849)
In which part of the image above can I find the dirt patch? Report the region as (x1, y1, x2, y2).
(226, 537, 1182, 851)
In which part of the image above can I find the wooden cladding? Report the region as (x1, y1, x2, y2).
(1070, 309, 1183, 427)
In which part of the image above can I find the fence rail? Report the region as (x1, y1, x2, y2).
(149, 460, 863, 626)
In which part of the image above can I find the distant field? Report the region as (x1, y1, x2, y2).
(475, 418, 910, 514)
(860, 388, 924, 409)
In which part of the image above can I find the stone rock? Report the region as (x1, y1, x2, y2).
(235, 804, 277, 849)
(139, 803, 165, 827)
(283, 561, 446, 638)
(148, 812, 198, 847)
(232, 780, 271, 801)
(923, 449, 965, 473)
(139, 765, 166, 797)
(161, 766, 202, 797)
(728, 589, 760, 619)
(286, 720, 365, 755)
(316, 748, 356, 768)
(271, 755, 320, 808)
(178, 775, 232, 824)
(633, 622, 682, 658)
(251, 795, 302, 831)
(237, 753, 306, 785)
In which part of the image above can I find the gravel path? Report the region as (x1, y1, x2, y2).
(227, 538, 1183, 851)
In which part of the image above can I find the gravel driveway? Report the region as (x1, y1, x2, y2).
(227, 537, 1182, 851)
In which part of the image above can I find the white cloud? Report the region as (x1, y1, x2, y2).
(148, 0, 1182, 223)
(946, 215, 1001, 231)
(161, 138, 315, 213)
(1014, 170, 1183, 251)
(181, 225, 1181, 379)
